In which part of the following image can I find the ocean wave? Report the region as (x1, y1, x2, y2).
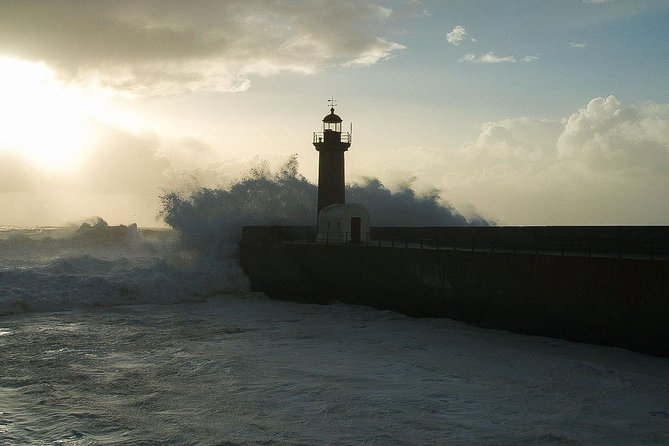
(0, 219, 249, 316)
(0, 155, 491, 316)
(159, 155, 489, 254)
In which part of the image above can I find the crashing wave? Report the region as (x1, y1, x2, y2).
(0, 218, 248, 316)
(159, 155, 490, 253)
(71, 217, 142, 246)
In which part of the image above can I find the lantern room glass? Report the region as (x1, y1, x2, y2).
(324, 121, 341, 132)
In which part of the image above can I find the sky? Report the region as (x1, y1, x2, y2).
(0, 0, 668, 227)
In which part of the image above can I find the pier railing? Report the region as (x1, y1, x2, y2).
(242, 226, 669, 261)
(368, 226, 669, 260)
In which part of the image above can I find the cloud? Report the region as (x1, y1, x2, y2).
(343, 38, 406, 66)
(446, 25, 474, 46)
(460, 52, 516, 63)
(2, 94, 668, 226)
(459, 52, 539, 64)
(373, 96, 669, 224)
(557, 96, 669, 175)
(0, 1, 404, 96)
(570, 42, 587, 48)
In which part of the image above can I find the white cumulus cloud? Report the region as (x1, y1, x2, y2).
(375, 96, 669, 224)
(446, 25, 474, 46)
(557, 96, 669, 175)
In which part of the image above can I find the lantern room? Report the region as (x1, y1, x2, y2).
(322, 107, 343, 133)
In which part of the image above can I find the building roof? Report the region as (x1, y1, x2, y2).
(323, 107, 342, 123)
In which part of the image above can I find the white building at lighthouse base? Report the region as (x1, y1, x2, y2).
(317, 203, 370, 243)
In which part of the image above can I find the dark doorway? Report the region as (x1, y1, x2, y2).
(351, 217, 361, 242)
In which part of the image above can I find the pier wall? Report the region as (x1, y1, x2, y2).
(240, 226, 669, 356)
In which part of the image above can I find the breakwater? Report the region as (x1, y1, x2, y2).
(240, 226, 669, 357)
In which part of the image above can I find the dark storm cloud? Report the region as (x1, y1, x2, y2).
(0, 0, 404, 95)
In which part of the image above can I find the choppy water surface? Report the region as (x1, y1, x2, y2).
(2, 297, 668, 445)
(0, 223, 668, 445)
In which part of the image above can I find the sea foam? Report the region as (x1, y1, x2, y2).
(0, 218, 249, 315)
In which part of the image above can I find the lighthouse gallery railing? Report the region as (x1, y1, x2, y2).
(313, 132, 351, 144)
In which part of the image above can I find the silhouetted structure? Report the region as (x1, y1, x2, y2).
(312, 101, 370, 243)
(240, 225, 669, 358)
(238, 103, 669, 357)
(313, 101, 351, 215)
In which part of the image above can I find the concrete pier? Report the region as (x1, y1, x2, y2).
(240, 225, 669, 357)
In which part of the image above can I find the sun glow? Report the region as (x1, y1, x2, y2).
(0, 57, 100, 169)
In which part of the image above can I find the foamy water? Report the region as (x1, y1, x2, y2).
(0, 222, 247, 316)
(0, 224, 667, 445)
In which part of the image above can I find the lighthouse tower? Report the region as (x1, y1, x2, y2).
(313, 100, 351, 214)
(313, 100, 370, 243)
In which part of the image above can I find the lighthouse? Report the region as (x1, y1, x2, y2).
(313, 100, 369, 243)
(313, 100, 351, 214)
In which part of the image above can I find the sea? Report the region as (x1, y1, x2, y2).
(0, 221, 668, 445)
